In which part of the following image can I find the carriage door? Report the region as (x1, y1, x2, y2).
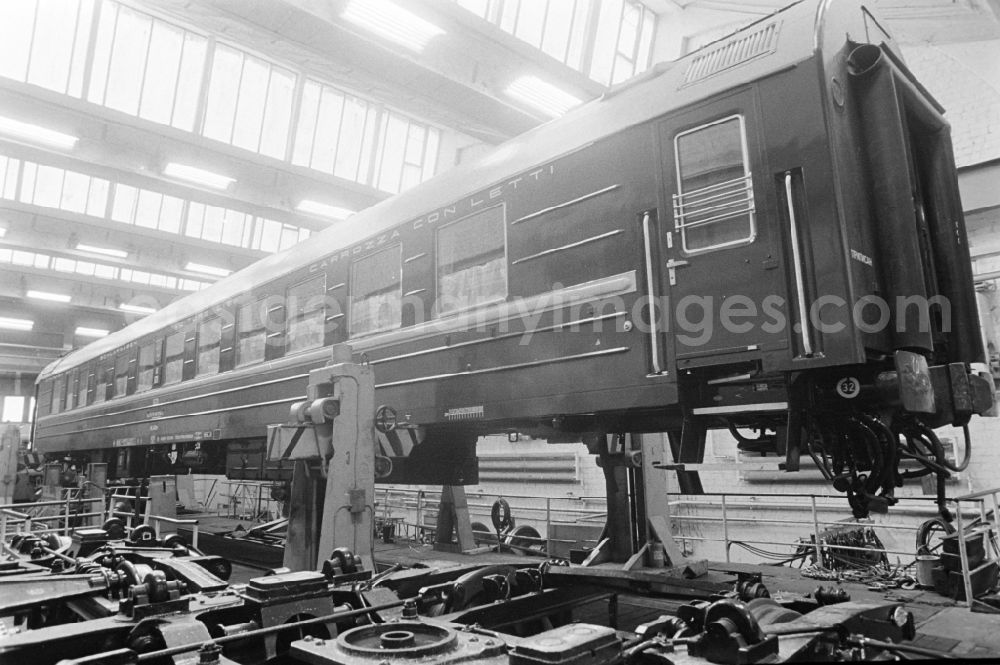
(658, 94, 784, 366)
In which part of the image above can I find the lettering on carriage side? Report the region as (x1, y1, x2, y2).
(146, 410, 165, 419)
(850, 249, 873, 267)
(311, 163, 556, 270)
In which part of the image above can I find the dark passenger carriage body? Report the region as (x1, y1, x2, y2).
(31, 0, 992, 513)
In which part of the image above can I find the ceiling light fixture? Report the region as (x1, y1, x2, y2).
(0, 115, 78, 149)
(342, 0, 445, 52)
(296, 200, 355, 221)
(77, 243, 127, 259)
(27, 289, 71, 303)
(185, 262, 231, 278)
(119, 303, 157, 315)
(0, 316, 33, 331)
(505, 75, 583, 117)
(163, 162, 235, 190)
(75, 326, 109, 338)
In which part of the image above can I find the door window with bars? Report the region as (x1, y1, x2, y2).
(673, 115, 755, 254)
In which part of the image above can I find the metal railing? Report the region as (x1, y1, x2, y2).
(949, 488, 1000, 607)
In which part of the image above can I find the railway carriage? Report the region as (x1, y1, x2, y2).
(32, 0, 994, 516)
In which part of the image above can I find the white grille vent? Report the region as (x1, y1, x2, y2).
(683, 22, 780, 85)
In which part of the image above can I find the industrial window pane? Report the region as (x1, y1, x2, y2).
(76, 260, 95, 276)
(94, 264, 116, 279)
(139, 21, 184, 125)
(201, 206, 224, 243)
(1, 396, 25, 422)
(88, 4, 115, 103)
(32, 165, 64, 208)
(291, 81, 321, 167)
(159, 194, 184, 233)
(312, 87, 345, 173)
(172, 34, 208, 131)
(114, 352, 130, 398)
(513, 0, 545, 48)
(286, 276, 326, 354)
(333, 96, 369, 180)
(590, 0, 623, 85)
(87, 178, 109, 217)
(68, 0, 94, 97)
(163, 332, 184, 385)
(231, 55, 269, 152)
(260, 69, 295, 159)
(221, 209, 247, 246)
(0, 0, 35, 82)
(135, 189, 163, 229)
(674, 116, 755, 253)
(278, 224, 300, 251)
(437, 205, 507, 314)
(137, 341, 157, 392)
(112, 185, 138, 223)
(0, 156, 20, 200)
(422, 128, 440, 181)
(350, 246, 401, 336)
(105, 6, 152, 115)
(27, 0, 78, 93)
(61, 171, 90, 213)
(196, 317, 222, 377)
(236, 300, 267, 367)
(541, 1, 573, 62)
(203, 45, 243, 143)
(52, 375, 65, 415)
(375, 114, 407, 193)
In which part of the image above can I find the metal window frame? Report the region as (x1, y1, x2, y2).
(672, 114, 756, 255)
(433, 202, 509, 318)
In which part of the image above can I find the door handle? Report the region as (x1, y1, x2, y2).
(665, 258, 689, 285)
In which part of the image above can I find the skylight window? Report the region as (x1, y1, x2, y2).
(27, 289, 71, 303)
(296, 200, 354, 221)
(77, 243, 127, 259)
(0, 317, 33, 331)
(75, 326, 109, 337)
(0, 116, 78, 149)
(505, 75, 582, 117)
(163, 162, 235, 190)
(120, 303, 157, 315)
(342, 0, 445, 52)
(185, 262, 231, 278)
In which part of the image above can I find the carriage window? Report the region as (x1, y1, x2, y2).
(79, 367, 92, 406)
(196, 317, 222, 377)
(52, 375, 65, 415)
(436, 205, 507, 315)
(287, 276, 326, 353)
(94, 362, 111, 404)
(673, 115, 755, 253)
(137, 341, 158, 392)
(66, 370, 78, 410)
(350, 247, 401, 337)
(114, 352, 130, 398)
(163, 331, 185, 385)
(237, 300, 267, 366)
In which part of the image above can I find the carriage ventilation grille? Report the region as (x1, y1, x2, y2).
(683, 22, 780, 85)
